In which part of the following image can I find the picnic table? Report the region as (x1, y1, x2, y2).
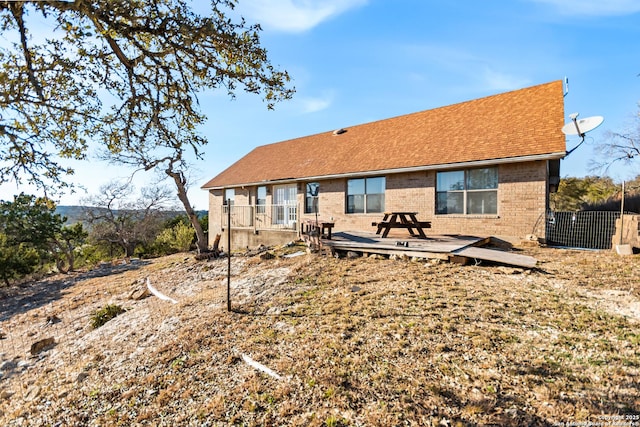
(302, 219, 335, 239)
(372, 212, 431, 239)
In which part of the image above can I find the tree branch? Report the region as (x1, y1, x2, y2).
(9, 3, 45, 102)
(79, 3, 135, 71)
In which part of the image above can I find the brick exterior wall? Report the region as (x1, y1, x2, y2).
(207, 161, 550, 250)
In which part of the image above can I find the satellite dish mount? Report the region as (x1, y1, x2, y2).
(561, 112, 604, 156)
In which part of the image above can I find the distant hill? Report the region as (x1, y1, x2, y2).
(55, 205, 88, 224)
(55, 206, 207, 225)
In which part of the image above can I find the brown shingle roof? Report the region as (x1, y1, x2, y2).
(202, 80, 566, 189)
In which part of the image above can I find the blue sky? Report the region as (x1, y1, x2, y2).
(2, 0, 639, 209)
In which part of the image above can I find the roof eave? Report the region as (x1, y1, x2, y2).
(201, 151, 567, 190)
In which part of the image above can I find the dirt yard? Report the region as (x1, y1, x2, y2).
(0, 243, 639, 426)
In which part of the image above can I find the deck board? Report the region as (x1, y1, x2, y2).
(452, 246, 537, 268)
(322, 231, 536, 268)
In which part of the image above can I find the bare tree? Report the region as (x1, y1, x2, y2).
(83, 181, 172, 258)
(99, 135, 210, 253)
(593, 108, 640, 172)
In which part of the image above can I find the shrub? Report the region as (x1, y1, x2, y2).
(154, 223, 194, 253)
(90, 304, 126, 329)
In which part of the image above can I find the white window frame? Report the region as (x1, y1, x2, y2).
(224, 188, 235, 206)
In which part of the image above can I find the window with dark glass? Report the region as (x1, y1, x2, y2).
(305, 182, 319, 214)
(256, 186, 267, 214)
(436, 167, 497, 215)
(347, 177, 385, 213)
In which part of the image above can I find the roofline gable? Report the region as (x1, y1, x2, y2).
(202, 81, 566, 190)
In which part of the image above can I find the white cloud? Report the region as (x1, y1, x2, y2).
(236, 0, 368, 33)
(297, 91, 335, 113)
(480, 67, 531, 92)
(529, 0, 640, 16)
(401, 44, 530, 92)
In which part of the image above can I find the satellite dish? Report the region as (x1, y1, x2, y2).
(561, 113, 604, 137)
(561, 112, 604, 156)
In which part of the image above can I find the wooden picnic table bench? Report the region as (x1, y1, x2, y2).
(372, 212, 431, 239)
(302, 219, 335, 239)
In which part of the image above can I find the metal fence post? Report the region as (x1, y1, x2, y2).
(227, 199, 231, 312)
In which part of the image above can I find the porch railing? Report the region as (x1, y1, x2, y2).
(221, 204, 298, 231)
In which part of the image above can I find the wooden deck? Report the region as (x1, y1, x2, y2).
(321, 231, 537, 268)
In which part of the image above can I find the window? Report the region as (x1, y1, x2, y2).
(224, 188, 235, 206)
(305, 182, 319, 214)
(436, 167, 497, 215)
(272, 184, 297, 226)
(347, 177, 385, 213)
(256, 186, 267, 214)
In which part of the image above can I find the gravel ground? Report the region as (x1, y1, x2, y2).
(0, 243, 638, 426)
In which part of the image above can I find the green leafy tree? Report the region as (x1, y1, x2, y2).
(163, 212, 208, 244)
(164, 214, 191, 230)
(198, 213, 209, 236)
(0, 0, 294, 252)
(0, 234, 39, 286)
(0, 193, 65, 283)
(51, 222, 88, 273)
(551, 176, 619, 211)
(0, 193, 63, 253)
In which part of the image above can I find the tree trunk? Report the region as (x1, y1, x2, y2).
(126, 243, 136, 258)
(166, 168, 208, 254)
(52, 242, 74, 274)
(121, 239, 136, 258)
(66, 248, 75, 272)
(55, 256, 68, 274)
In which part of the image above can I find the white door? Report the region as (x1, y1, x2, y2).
(272, 184, 297, 226)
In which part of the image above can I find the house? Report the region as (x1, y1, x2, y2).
(201, 80, 566, 250)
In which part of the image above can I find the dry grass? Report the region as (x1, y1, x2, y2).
(1, 245, 639, 426)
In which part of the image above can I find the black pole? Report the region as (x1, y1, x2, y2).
(227, 199, 231, 312)
(314, 196, 318, 227)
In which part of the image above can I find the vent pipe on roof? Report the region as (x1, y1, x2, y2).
(332, 128, 347, 136)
